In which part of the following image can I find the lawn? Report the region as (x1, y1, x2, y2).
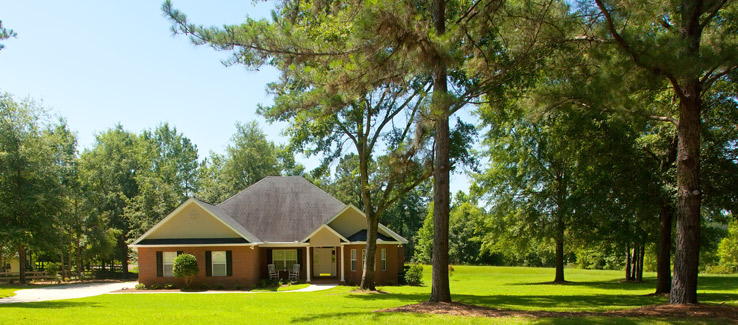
(1, 266, 736, 324)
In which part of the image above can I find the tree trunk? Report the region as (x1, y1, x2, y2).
(554, 238, 565, 283)
(429, 0, 451, 303)
(553, 207, 565, 283)
(636, 243, 646, 282)
(76, 235, 83, 280)
(18, 245, 27, 285)
(625, 242, 631, 281)
(656, 203, 673, 294)
(671, 83, 702, 304)
(630, 243, 638, 281)
(359, 151, 378, 290)
(60, 245, 65, 282)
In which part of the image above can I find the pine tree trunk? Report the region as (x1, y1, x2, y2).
(553, 208, 565, 283)
(625, 243, 631, 281)
(18, 245, 27, 285)
(554, 238, 565, 283)
(671, 82, 702, 304)
(359, 151, 378, 291)
(60, 245, 65, 282)
(636, 243, 646, 282)
(656, 203, 673, 294)
(429, 0, 451, 303)
(76, 236, 83, 280)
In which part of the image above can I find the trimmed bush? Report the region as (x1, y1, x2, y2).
(199, 282, 210, 290)
(234, 283, 244, 290)
(150, 284, 162, 290)
(173, 253, 199, 289)
(215, 283, 225, 290)
(405, 264, 423, 286)
(164, 283, 176, 289)
(135, 283, 146, 290)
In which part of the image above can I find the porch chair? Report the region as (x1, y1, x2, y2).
(268, 264, 279, 280)
(288, 264, 300, 282)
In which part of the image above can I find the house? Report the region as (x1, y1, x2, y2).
(130, 176, 407, 288)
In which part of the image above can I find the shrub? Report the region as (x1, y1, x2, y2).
(135, 283, 146, 290)
(173, 253, 199, 289)
(164, 283, 176, 289)
(150, 284, 162, 290)
(45, 262, 61, 276)
(234, 283, 244, 290)
(199, 282, 210, 290)
(405, 264, 423, 286)
(705, 264, 736, 274)
(258, 279, 267, 288)
(215, 283, 225, 290)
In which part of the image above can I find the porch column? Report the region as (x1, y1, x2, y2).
(306, 246, 311, 282)
(340, 245, 345, 282)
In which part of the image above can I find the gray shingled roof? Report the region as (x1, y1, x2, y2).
(216, 176, 347, 242)
(194, 198, 261, 242)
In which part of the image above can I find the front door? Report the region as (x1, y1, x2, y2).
(313, 248, 336, 277)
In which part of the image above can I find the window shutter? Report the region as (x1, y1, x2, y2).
(297, 249, 303, 265)
(226, 250, 232, 276)
(156, 251, 163, 277)
(205, 251, 212, 277)
(177, 251, 183, 256)
(266, 249, 272, 263)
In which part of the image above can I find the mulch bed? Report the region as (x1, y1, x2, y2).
(377, 301, 738, 323)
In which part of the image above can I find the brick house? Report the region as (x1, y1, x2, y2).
(129, 176, 406, 288)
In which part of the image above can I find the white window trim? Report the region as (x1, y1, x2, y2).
(273, 249, 298, 271)
(350, 249, 357, 271)
(381, 248, 386, 271)
(211, 251, 227, 277)
(163, 251, 176, 277)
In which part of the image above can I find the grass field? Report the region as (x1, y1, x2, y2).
(1, 266, 736, 324)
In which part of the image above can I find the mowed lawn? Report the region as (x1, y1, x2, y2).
(1, 266, 736, 324)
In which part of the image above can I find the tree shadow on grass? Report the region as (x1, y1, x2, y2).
(0, 300, 100, 309)
(511, 278, 657, 291)
(697, 275, 738, 291)
(345, 291, 667, 311)
(289, 311, 437, 323)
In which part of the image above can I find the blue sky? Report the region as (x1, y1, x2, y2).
(0, 0, 472, 194)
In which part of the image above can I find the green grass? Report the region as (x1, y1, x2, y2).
(0, 266, 736, 324)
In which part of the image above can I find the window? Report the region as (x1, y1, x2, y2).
(162, 252, 176, 277)
(273, 249, 297, 270)
(381, 248, 386, 271)
(350, 249, 357, 271)
(212, 251, 227, 276)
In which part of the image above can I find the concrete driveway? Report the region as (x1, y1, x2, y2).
(0, 281, 138, 304)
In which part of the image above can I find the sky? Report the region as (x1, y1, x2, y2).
(0, 0, 472, 194)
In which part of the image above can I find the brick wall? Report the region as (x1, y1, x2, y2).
(137, 245, 260, 289)
(341, 244, 403, 285)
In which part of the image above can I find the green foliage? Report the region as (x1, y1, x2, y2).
(0, 20, 16, 51)
(45, 263, 61, 276)
(172, 253, 198, 288)
(199, 282, 209, 290)
(414, 195, 494, 265)
(150, 284, 161, 290)
(718, 220, 738, 272)
(134, 283, 146, 290)
(214, 283, 225, 290)
(404, 264, 423, 286)
(164, 283, 176, 289)
(0, 94, 70, 281)
(196, 121, 292, 204)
